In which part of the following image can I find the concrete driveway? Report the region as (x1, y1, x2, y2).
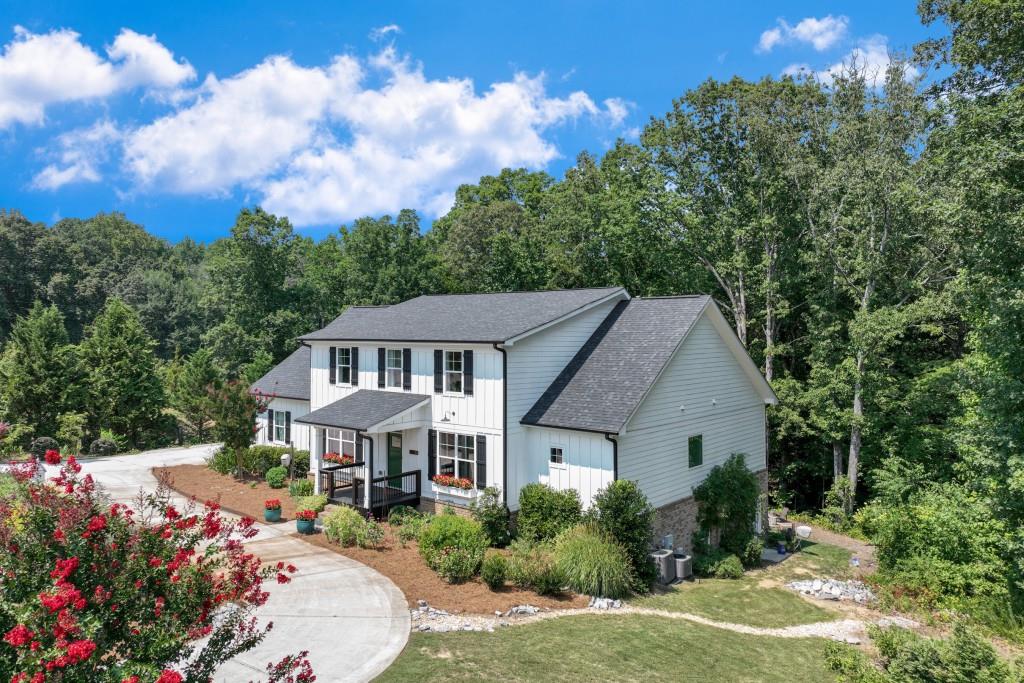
(52, 445, 409, 683)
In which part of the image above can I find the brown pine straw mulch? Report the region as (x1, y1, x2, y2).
(155, 464, 589, 615)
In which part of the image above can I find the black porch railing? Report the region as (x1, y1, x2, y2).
(319, 460, 364, 500)
(367, 469, 421, 514)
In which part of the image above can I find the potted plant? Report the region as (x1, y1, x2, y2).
(295, 508, 317, 534)
(264, 499, 282, 523)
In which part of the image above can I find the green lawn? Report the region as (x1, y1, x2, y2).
(770, 541, 854, 583)
(377, 614, 840, 682)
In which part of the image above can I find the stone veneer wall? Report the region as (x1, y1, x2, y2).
(653, 469, 769, 553)
(418, 498, 472, 517)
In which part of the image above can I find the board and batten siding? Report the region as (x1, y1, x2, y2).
(506, 296, 623, 510)
(617, 314, 767, 509)
(529, 427, 613, 508)
(255, 397, 311, 452)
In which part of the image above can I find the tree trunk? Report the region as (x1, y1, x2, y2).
(832, 440, 844, 480)
(847, 348, 865, 499)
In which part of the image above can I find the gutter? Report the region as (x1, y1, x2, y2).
(605, 433, 618, 480)
(493, 343, 509, 506)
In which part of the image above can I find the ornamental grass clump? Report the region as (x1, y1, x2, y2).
(0, 453, 312, 682)
(554, 524, 634, 599)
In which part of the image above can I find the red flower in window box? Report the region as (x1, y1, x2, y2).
(323, 452, 354, 465)
(295, 509, 317, 521)
(264, 499, 282, 511)
(431, 474, 473, 490)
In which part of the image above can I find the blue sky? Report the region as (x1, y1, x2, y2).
(0, 1, 933, 242)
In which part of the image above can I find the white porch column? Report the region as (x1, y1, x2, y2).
(363, 433, 373, 510)
(313, 427, 323, 494)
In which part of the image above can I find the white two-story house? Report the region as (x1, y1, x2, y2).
(250, 287, 777, 550)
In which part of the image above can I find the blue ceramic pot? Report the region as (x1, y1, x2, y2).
(296, 518, 315, 535)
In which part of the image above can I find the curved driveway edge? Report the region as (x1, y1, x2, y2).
(50, 445, 409, 683)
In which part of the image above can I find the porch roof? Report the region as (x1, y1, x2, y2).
(294, 390, 430, 431)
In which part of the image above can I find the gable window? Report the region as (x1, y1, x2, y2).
(326, 428, 357, 459)
(337, 347, 352, 384)
(550, 446, 564, 465)
(437, 431, 475, 484)
(273, 411, 287, 443)
(386, 349, 403, 388)
(445, 351, 463, 393)
(688, 434, 703, 468)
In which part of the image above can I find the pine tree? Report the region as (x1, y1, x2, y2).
(166, 348, 222, 442)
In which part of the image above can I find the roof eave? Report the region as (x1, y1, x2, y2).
(502, 288, 629, 347)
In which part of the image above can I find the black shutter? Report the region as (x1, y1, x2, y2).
(329, 347, 337, 384)
(266, 409, 274, 441)
(402, 348, 412, 390)
(475, 434, 487, 490)
(464, 350, 474, 397)
(356, 435, 363, 462)
(377, 347, 386, 388)
(350, 347, 359, 386)
(428, 429, 437, 480)
(433, 350, 443, 393)
(285, 411, 292, 444)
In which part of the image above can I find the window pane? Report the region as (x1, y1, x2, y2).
(688, 435, 703, 468)
(338, 348, 350, 366)
(439, 457, 455, 476)
(439, 432, 455, 459)
(340, 366, 351, 383)
(387, 349, 402, 367)
(457, 434, 474, 459)
(387, 369, 402, 387)
(457, 460, 474, 480)
(550, 447, 563, 464)
(445, 351, 462, 372)
(446, 371, 462, 393)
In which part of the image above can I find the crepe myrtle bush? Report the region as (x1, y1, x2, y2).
(0, 452, 313, 683)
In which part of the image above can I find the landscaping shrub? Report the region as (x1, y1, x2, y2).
(207, 446, 235, 474)
(713, 554, 744, 579)
(88, 437, 117, 456)
(388, 505, 418, 526)
(740, 536, 764, 569)
(692, 453, 759, 555)
(205, 445, 310, 479)
(591, 479, 656, 590)
(481, 551, 508, 590)
(288, 478, 314, 498)
(508, 538, 566, 595)
(436, 547, 481, 584)
(517, 483, 581, 542)
(554, 524, 633, 599)
(29, 436, 58, 461)
(265, 465, 287, 488)
(396, 514, 431, 547)
(356, 518, 386, 549)
(323, 506, 366, 546)
(295, 494, 328, 514)
(470, 486, 512, 547)
(418, 513, 488, 575)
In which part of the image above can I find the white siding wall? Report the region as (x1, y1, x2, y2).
(618, 315, 767, 509)
(528, 427, 613, 508)
(506, 297, 622, 510)
(255, 397, 311, 451)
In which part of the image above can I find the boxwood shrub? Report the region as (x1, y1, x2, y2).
(481, 551, 508, 590)
(265, 466, 287, 488)
(517, 483, 581, 542)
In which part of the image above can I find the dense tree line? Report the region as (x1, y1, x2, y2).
(0, 0, 1020, 630)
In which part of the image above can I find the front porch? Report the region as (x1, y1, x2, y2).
(318, 459, 421, 516)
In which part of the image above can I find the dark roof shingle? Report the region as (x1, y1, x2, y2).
(299, 288, 626, 343)
(521, 296, 710, 434)
(294, 390, 430, 431)
(250, 346, 310, 401)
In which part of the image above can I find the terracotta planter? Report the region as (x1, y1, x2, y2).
(264, 508, 281, 523)
(296, 518, 315, 535)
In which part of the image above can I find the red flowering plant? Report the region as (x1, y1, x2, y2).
(294, 509, 317, 521)
(264, 499, 282, 511)
(321, 453, 354, 466)
(431, 474, 474, 490)
(0, 453, 314, 682)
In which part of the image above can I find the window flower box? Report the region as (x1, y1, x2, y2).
(323, 452, 354, 466)
(432, 474, 473, 490)
(431, 475, 479, 501)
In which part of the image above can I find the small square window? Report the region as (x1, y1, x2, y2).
(550, 447, 564, 465)
(688, 435, 703, 468)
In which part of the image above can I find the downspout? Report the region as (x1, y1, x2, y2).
(492, 343, 509, 506)
(605, 433, 618, 480)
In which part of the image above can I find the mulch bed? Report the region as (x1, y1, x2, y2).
(155, 464, 590, 615)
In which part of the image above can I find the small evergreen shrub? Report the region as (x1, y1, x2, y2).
(356, 518, 386, 549)
(517, 483, 581, 542)
(295, 494, 328, 514)
(436, 547, 480, 584)
(265, 466, 287, 488)
(89, 437, 117, 456)
(591, 480, 656, 590)
(740, 536, 764, 569)
(470, 487, 512, 547)
(29, 437, 58, 461)
(207, 447, 235, 474)
(554, 524, 633, 599)
(712, 555, 744, 579)
(288, 478, 314, 498)
(481, 551, 508, 590)
(508, 539, 565, 595)
(323, 506, 366, 546)
(692, 453, 760, 555)
(418, 513, 487, 574)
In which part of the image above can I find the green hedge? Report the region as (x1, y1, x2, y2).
(207, 445, 309, 478)
(517, 483, 581, 542)
(418, 513, 488, 579)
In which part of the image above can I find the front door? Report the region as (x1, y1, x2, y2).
(387, 432, 403, 488)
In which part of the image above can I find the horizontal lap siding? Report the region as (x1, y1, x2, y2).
(505, 298, 621, 510)
(618, 316, 767, 509)
(531, 427, 613, 508)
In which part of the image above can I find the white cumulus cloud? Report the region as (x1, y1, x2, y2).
(783, 35, 918, 86)
(369, 24, 401, 42)
(0, 26, 194, 128)
(757, 15, 849, 53)
(32, 120, 121, 189)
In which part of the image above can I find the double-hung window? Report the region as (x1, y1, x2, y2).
(444, 350, 463, 393)
(337, 347, 352, 384)
(386, 349, 403, 388)
(437, 431, 475, 484)
(273, 411, 287, 443)
(326, 428, 357, 459)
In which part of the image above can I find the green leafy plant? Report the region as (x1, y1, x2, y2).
(517, 483, 581, 542)
(591, 480, 656, 591)
(387, 505, 418, 526)
(396, 514, 431, 547)
(470, 487, 512, 547)
(265, 465, 287, 489)
(712, 555, 744, 579)
(740, 536, 764, 569)
(288, 478, 313, 498)
(692, 454, 759, 556)
(356, 518, 385, 549)
(554, 524, 633, 599)
(435, 547, 480, 584)
(88, 437, 117, 457)
(323, 506, 366, 547)
(29, 436, 58, 461)
(418, 514, 487, 577)
(508, 538, 565, 595)
(481, 551, 508, 590)
(295, 494, 328, 514)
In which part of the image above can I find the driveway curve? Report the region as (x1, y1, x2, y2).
(50, 445, 409, 683)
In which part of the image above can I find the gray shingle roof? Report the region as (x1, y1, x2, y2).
(521, 296, 710, 434)
(250, 346, 310, 401)
(294, 390, 430, 431)
(298, 288, 626, 343)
